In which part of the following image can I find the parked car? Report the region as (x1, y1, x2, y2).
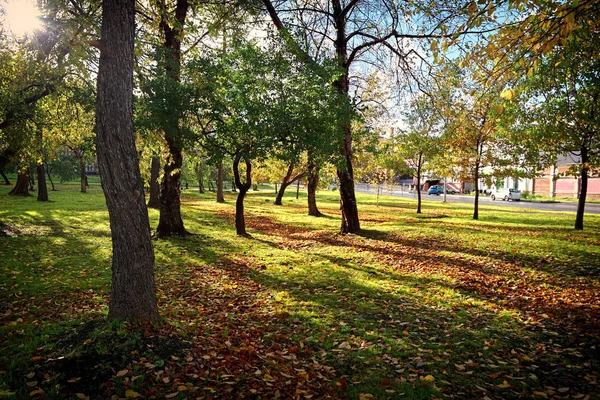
(490, 188, 521, 201)
(428, 185, 455, 195)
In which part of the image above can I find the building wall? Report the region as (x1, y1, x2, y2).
(532, 166, 600, 199)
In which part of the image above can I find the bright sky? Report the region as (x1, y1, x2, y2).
(1, 0, 42, 37)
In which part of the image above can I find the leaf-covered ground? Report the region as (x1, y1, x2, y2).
(1, 187, 599, 399)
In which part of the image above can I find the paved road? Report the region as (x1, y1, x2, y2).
(355, 183, 600, 215)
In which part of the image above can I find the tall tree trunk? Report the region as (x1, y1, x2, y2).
(29, 173, 35, 191)
(96, 0, 159, 321)
(274, 161, 304, 205)
(78, 153, 87, 193)
(9, 170, 30, 196)
(37, 163, 48, 201)
(332, 1, 359, 233)
(45, 164, 56, 190)
(36, 126, 48, 201)
(216, 162, 225, 202)
(473, 162, 480, 220)
(147, 156, 161, 209)
(196, 162, 205, 193)
(0, 152, 11, 185)
(155, 0, 189, 237)
(157, 137, 187, 236)
(416, 153, 422, 214)
(233, 153, 252, 236)
(307, 153, 322, 216)
(0, 170, 9, 185)
(575, 147, 589, 230)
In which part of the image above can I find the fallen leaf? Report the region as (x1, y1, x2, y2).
(125, 389, 140, 398)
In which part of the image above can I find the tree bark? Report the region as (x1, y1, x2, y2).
(575, 146, 588, 230)
(333, 0, 359, 233)
(37, 163, 48, 201)
(35, 125, 48, 201)
(45, 164, 56, 191)
(157, 137, 187, 236)
(96, 0, 159, 321)
(78, 152, 87, 193)
(216, 162, 225, 202)
(0, 169, 9, 185)
(416, 153, 422, 214)
(155, 0, 189, 237)
(0, 148, 14, 185)
(473, 162, 480, 220)
(233, 153, 252, 236)
(196, 162, 205, 193)
(307, 157, 322, 217)
(147, 156, 161, 209)
(274, 161, 304, 205)
(29, 173, 35, 191)
(8, 170, 30, 196)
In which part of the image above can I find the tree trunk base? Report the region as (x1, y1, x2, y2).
(9, 173, 30, 196)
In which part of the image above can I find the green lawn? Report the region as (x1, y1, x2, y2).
(1, 186, 599, 399)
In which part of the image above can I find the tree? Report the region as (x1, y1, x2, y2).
(95, 0, 159, 321)
(0, 1, 99, 194)
(391, 129, 439, 214)
(260, 0, 508, 233)
(191, 35, 343, 234)
(443, 65, 508, 220)
(509, 22, 599, 230)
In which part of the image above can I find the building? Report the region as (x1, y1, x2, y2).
(532, 153, 600, 200)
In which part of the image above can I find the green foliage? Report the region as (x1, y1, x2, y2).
(508, 23, 600, 174)
(188, 35, 350, 171)
(47, 153, 78, 183)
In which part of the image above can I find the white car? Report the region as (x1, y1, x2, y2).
(490, 188, 521, 201)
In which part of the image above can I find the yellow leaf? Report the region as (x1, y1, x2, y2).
(264, 374, 276, 382)
(177, 385, 188, 391)
(125, 389, 140, 398)
(116, 369, 128, 377)
(76, 394, 88, 400)
(359, 394, 375, 400)
(495, 104, 504, 115)
(420, 375, 436, 383)
(500, 89, 515, 101)
(533, 391, 548, 398)
(430, 40, 438, 51)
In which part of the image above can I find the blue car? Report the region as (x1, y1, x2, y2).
(428, 185, 443, 195)
(427, 185, 455, 195)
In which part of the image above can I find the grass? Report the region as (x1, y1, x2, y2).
(0, 184, 599, 399)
